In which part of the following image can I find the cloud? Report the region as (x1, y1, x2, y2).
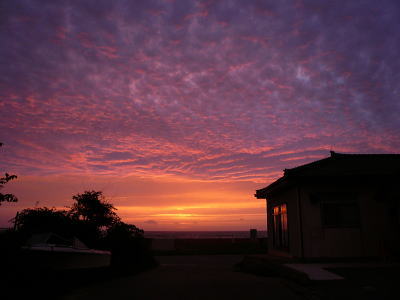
(1, 1, 400, 228)
(144, 220, 158, 225)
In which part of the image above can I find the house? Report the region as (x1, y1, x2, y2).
(255, 151, 400, 259)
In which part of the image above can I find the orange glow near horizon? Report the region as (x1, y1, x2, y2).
(1, 174, 268, 231)
(117, 200, 267, 231)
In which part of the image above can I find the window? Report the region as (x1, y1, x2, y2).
(321, 201, 360, 227)
(272, 203, 289, 249)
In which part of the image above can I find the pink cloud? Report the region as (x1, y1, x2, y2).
(1, 0, 399, 229)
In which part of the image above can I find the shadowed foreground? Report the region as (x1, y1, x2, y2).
(63, 255, 301, 300)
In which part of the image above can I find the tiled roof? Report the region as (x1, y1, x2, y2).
(255, 151, 400, 198)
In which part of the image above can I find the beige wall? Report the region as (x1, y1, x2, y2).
(300, 183, 390, 258)
(267, 182, 395, 258)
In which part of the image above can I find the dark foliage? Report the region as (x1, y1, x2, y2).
(102, 221, 157, 271)
(0, 142, 18, 205)
(14, 207, 72, 236)
(67, 190, 122, 247)
(12, 190, 147, 252)
(69, 190, 120, 228)
(3, 186, 154, 299)
(106, 220, 144, 242)
(7, 189, 155, 283)
(105, 222, 155, 271)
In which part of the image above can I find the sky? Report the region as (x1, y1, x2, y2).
(1, 0, 400, 230)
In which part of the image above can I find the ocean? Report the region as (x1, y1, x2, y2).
(144, 231, 267, 239)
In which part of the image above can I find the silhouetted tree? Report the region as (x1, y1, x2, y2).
(104, 221, 153, 270)
(106, 221, 144, 243)
(0, 142, 18, 206)
(8, 189, 154, 273)
(68, 190, 120, 229)
(67, 190, 122, 247)
(13, 207, 73, 237)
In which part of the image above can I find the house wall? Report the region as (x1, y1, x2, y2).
(360, 188, 399, 257)
(267, 187, 302, 257)
(266, 181, 398, 258)
(299, 182, 390, 258)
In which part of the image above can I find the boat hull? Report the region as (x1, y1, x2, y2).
(20, 247, 111, 270)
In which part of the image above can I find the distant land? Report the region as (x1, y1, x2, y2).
(144, 231, 268, 239)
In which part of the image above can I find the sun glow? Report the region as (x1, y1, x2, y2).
(2, 174, 267, 230)
(116, 199, 266, 231)
(155, 213, 195, 218)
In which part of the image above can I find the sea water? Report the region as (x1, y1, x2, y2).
(144, 231, 267, 239)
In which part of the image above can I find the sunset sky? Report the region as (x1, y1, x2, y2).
(1, 0, 399, 230)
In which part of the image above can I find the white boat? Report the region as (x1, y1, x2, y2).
(21, 232, 111, 270)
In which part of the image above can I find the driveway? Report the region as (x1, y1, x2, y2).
(63, 255, 302, 300)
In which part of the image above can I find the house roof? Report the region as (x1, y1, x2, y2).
(255, 151, 400, 199)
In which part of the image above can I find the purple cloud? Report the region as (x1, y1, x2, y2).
(1, 0, 399, 183)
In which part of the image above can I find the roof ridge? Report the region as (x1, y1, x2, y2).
(330, 151, 400, 157)
(256, 151, 400, 199)
(284, 151, 400, 175)
(284, 156, 331, 175)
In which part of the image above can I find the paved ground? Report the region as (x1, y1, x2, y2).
(284, 264, 344, 280)
(285, 262, 400, 281)
(62, 255, 302, 300)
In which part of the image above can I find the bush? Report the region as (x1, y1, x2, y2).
(104, 221, 157, 272)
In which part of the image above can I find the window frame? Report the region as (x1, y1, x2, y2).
(271, 203, 289, 250)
